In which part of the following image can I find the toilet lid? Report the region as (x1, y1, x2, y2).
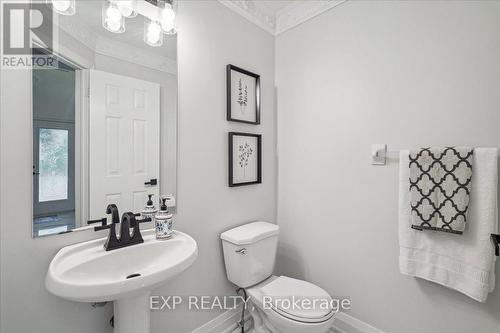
(260, 276, 334, 322)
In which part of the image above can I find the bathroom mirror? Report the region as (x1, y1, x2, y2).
(31, 0, 177, 237)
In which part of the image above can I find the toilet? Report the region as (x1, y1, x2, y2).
(221, 221, 335, 333)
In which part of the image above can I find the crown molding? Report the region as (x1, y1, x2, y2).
(218, 0, 276, 35)
(218, 0, 347, 36)
(275, 0, 347, 35)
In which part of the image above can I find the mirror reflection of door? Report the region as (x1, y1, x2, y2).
(32, 52, 79, 237)
(88, 70, 160, 220)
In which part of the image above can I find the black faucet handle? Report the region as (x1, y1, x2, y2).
(128, 216, 151, 228)
(128, 213, 148, 227)
(88, 218, 107, 226)
(94, 223, 114, 232)
(136, 217, 152, 224)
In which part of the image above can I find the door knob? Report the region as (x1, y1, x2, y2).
(144, 179, 158, 186)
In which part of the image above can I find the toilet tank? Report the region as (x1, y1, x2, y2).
(220, 221, 279, 288)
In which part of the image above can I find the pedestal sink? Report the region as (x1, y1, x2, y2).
(46, 229, 198, 333)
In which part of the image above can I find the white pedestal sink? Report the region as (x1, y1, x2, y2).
(46, 229, 198, 333)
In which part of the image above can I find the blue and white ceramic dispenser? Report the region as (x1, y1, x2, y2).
(155, 198, 173, 240)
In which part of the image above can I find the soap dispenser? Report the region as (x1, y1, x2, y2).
(155, 198, 173, 240)
(142, 194, 157, 227)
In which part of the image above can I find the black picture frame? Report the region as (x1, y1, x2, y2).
(228, 132, 262, 187)
(226, 64, 261, 125)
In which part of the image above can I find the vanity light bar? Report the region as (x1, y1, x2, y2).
(49, 0, 176, 45)
(137, 0, 163, 22)
(136, 0, 174, 21)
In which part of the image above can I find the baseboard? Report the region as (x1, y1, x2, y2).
(191, 303, 251, 333)
(192, 307, 384, 333)
(331, 312, 385, 333)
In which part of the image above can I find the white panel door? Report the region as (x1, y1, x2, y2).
(88, 69, 160, 219)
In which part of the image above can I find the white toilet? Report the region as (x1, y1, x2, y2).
(221, 221, 335, 333)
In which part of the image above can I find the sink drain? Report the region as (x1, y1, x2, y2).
(125, 273, 141, 279)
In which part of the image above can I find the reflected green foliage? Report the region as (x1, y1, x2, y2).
(39, 128, 68, 174)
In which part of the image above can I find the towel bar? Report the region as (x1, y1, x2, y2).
(492, 234, 500, 257)
(372, 146, 500, 164)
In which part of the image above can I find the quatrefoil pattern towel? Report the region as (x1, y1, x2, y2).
(409, 147, 473, 234)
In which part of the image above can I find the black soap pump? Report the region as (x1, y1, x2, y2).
(154, 197, 173, 240)
(142, 194, 157, 228)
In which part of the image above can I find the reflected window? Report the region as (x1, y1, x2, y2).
(38, 128, 69, 202)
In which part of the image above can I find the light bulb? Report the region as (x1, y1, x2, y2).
(105, 17, 122, 32)
(147, 22, 161, 43)
(117, 0, 136, 18)
(52, 0, 70, 12)
(148, 22, 162, 36)
(105, 6, 122, 22)
(160, 4, 175, 33)
(144, 21, 163, 47)
(147, 31, 160, 44)
(50, 0, 75, 15)
(102, 1, 125, 33)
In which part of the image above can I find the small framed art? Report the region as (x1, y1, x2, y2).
(226, 64, 261, 124)
(228, 132, 262, 187)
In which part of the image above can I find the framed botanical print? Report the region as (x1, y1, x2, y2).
(228, 132, 262, 187)
(226, 64, 261, 124)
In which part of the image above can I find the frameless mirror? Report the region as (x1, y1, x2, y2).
(32, 0, 177, 237)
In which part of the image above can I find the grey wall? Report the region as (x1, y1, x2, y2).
(150, 1, 276, 331)
(1, 52, 115, 333)
(0, 1, 275, 333)
(275, 1, 500, 333)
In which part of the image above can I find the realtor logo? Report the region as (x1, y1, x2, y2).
(1, 1, 57, 68)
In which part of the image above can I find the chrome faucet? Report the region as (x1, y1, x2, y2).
(88, 204, 151, 251)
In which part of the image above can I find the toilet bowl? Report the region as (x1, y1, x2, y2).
(247, 275, 335, 333)
(220, 222, 334, 333)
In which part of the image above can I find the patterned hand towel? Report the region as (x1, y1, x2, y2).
(409, 147, 473, 234)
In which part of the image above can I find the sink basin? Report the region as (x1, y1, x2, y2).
(46, 229, 198, 333)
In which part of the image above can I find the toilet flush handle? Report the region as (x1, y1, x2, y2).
(235, 248, 247, 255)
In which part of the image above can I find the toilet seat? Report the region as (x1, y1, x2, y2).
(255, 276, 335, 323)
